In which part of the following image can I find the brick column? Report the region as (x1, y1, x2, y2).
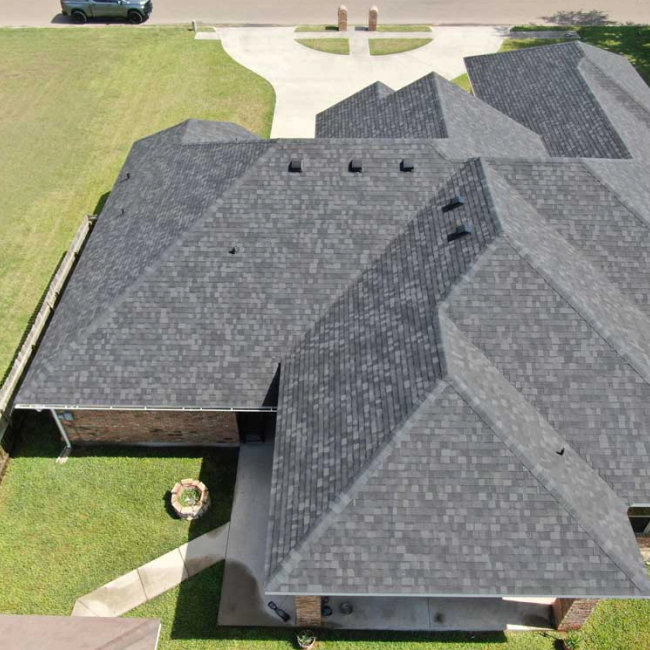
(295, 596, 322, 627)
(369, 5, 378, 31)
(337, 5, 348, 31)
(552, 598, 599, 631)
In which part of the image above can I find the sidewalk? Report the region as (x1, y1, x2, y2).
(198, 26, 506, 137)
(71, 524, 229, 617)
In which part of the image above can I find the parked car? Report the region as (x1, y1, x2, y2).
(60, 0, 153, 24)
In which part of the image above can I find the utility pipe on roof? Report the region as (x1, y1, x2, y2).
(50, 409, 72, 449)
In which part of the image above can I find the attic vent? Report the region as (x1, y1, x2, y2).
(228, 247, 237, 255)
(400, 159, 414, 173)
(289, 158, 303, 173)
(442, 195, 466, 213)
(349, 159, 363, 173)
(556, 447, 565, 456)
(447, 224, 473, 242)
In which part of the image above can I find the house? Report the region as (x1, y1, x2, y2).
(15, 41, 650, 631)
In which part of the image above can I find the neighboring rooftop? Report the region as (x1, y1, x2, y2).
(0, 615, 160, 650)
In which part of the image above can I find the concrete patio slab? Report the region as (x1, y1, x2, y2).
(138, 548, 188, 601)
(76, 570, 147, 618)
(198, 26, 506, 137)
(218, 442, 295, 627)
(179, 522, 229, 577)
(321, 596, 553, 631)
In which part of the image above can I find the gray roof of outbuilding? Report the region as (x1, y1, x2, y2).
(465, 41, 650, 159)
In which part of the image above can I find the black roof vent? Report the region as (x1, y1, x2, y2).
(289, 158, 302, 173)
(447, 224, 473, 242)
(228, 247, 237, 255)
(442, 195, 466, 212)
(556, 447, 565, 456)
(349, 159, 362, 173)
(400, 159, 414, 173)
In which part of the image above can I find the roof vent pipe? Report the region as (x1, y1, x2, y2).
(349, 159, 363, 173)
(447, 224, 473, 242)
(442, 196, 466, 212)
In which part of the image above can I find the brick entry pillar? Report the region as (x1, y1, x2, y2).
(295, 596, 322, 627)
(337, 5, 348, 31)
(552, 598, 599, 631)
(368, 5, 378, 31)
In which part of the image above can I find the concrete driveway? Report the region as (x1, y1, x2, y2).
(2, 0, 650, 28)
(202, 26, 505, 137)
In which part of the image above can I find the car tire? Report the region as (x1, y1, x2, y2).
(71, 9, 87, 23)
(127, 10, 143, 24)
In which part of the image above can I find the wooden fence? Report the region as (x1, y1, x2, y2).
(0, 215, 95, 463)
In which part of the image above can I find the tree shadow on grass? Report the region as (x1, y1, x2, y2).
(541, 10, 614, 26)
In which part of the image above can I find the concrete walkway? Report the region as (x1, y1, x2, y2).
(197, 26, 506, 137)
(218, 442, 295, 626)
(71, 523, 229, 617)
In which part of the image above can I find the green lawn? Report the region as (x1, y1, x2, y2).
(0, 413, 238, 615)
(368, 38, 433, 56)
(296, 38, 350, 55)
(451, 73, 472, 93)
(295, 24, 339, 32)
(0, 27, 275, 386)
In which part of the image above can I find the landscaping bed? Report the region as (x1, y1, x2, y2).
(0, 27, 275, 386)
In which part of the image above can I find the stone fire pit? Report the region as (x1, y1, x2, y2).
(171, 479, 211, 520)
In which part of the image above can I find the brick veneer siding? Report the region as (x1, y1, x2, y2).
(552, 598, 599, 631)
(57, 409, 239, 445)
(295, 596, 322, 627)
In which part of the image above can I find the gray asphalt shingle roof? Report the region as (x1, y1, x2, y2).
(465, 41, 650, 159)
(316, 72, 548, 158)
(17, 43, 650, 599)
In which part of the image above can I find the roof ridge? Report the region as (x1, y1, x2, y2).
(24, 141, 276, 395)
(571, 59, 632, 159)
(266, 380, 451, 591)
(439, 308, 650, 594)
(578, 159, 650, 229)
(481, 160, 650, 389)
(579, 53, 650, 125)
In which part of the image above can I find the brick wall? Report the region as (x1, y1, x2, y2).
(552, 598, 598, 631)
(295, 596, 322, 627)
(56, 409, 239, 445)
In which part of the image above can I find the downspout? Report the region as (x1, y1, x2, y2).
(50, 409, 72, 449)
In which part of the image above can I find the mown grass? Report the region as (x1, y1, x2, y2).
(0, 413, 238, 615)
(451, 73, 472, 93)
(369, 38, 433, 56)
(376, 25, 432, 32)
(295, 24, 339, 32)
(0, 27, 275, 385)
(296, 38, 350, 55)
